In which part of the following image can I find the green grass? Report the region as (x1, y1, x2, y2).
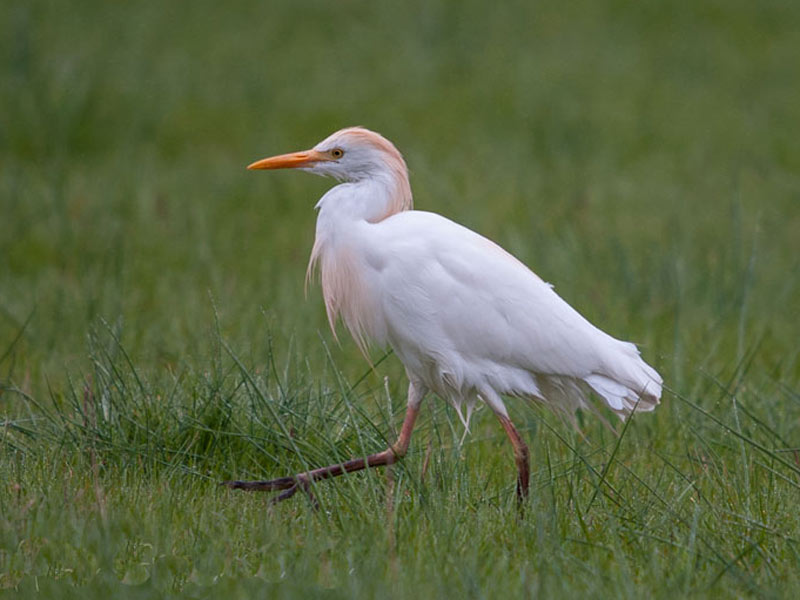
(2, 0, 799, 597)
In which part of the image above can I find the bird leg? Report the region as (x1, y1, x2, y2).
(223, 400, 422, 504)
(496, 414, 530, 504)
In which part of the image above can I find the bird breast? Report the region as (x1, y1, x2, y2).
(312, 239, 386, 355)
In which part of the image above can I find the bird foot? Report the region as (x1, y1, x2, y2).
(221, 475, 319, 508)
(222, 405, 420, 508)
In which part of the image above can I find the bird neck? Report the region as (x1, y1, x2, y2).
(318, 168, 412, 225)
(306, 175, 407, 353)
(310, 175, 407, 267)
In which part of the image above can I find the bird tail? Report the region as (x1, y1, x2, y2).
(583, 344, 662, 419)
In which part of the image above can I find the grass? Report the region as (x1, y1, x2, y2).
(1, 0, 799, 597)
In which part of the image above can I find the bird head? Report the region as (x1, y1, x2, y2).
(248, 127, 408, 183)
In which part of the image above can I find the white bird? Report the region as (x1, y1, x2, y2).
(225, 127, 661, 504)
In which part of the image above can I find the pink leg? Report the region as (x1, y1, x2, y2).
(224, 382, 426, 504)
(497, 414, 530, 503)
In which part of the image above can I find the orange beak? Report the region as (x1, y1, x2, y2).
(247, 149, 326, 170)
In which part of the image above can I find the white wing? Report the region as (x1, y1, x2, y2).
(356, 210, 662, 420)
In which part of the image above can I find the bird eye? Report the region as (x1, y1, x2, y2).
(330, 148, 344, 159)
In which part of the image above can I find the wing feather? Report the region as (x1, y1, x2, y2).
(358, 211, 661, 417)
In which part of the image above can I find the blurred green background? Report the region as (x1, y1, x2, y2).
(1, 0, 799, 597)
(2, 0, 797, 381)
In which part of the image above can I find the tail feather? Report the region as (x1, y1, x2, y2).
(584, 351, 662, 418)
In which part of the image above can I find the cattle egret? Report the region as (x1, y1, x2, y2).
(225, 127, 662, 504)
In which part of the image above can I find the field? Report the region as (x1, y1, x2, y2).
(2, 0, 799, 597)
